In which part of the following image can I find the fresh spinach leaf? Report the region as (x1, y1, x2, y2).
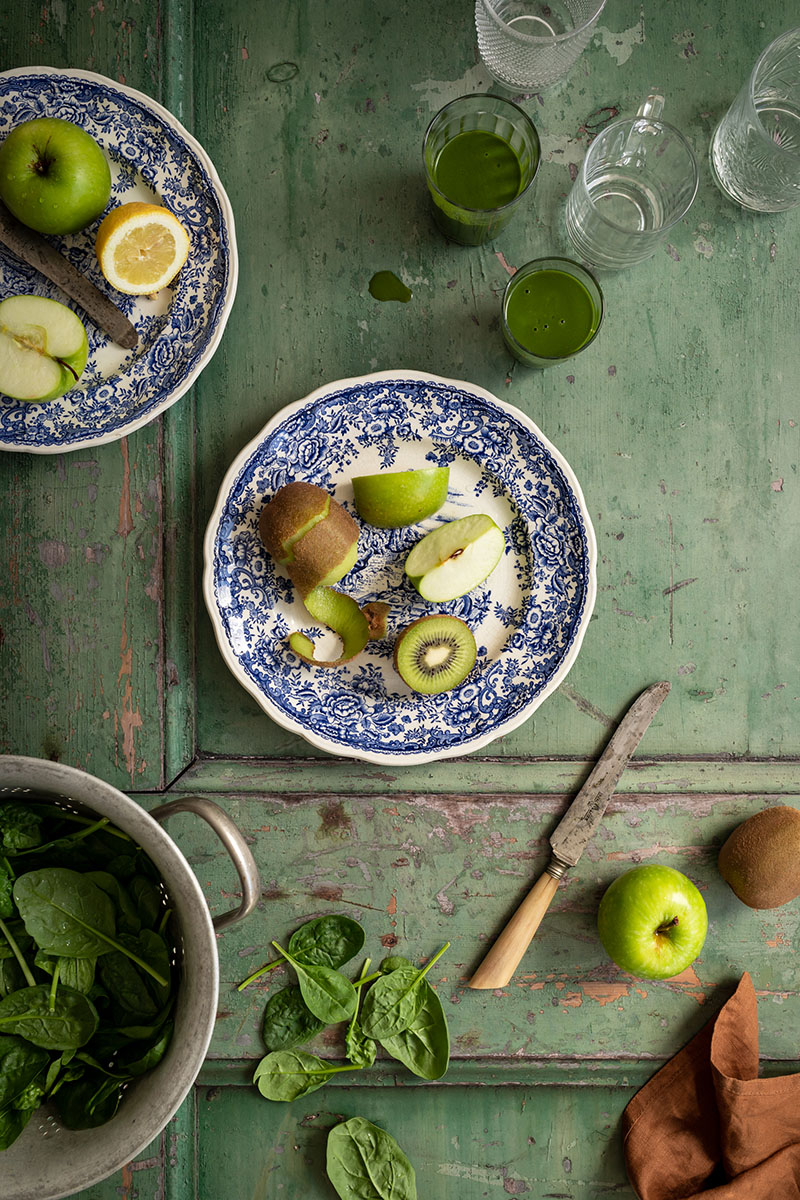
(14, 869, 168, 987)
(380, 955, 412, 973)
(84, 871, 141, 934)
(34, 952, 96, 995)
(380, 980, 450, 1080)
(56, 1072, 123, 1129)
(0, 985, 98, 1050)
(273, 941, 356, 1024)
(0, 1104, 31, 1151)
(261, 984, 326, 1053)
(326, 1116, 417, 1200)
(345, 959, 376, 1069)
(0, 863, 13, 919)
(360, 944, 449, 1041)
(0, 803, 42, 853)
(128, 875, 163, 929)
(288, 914, 365, 970)
(253, 1049, 360, 1102)
(0, 1034, 49, 1109)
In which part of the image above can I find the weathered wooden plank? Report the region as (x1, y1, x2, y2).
(176, 754, 800, 796)
(196, 1078, 634, 1198)
(135, 789, 800, 1064)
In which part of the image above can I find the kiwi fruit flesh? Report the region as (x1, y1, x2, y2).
(718, 805, 800, 909)
(259, 481, 359, 596)
(393, 614, 476, 695)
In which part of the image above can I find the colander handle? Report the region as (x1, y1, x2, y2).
(150, 795, 261, 931)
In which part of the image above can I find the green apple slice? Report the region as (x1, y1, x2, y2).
(352, 466, 449, 528)
(0, 294, 88, 402)
(404, 513, 505, 602)
(288, 586, 370, 667)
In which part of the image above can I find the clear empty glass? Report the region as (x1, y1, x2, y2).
(710, 27, 800, 212)
(564, 95, 699, 269)
(475, 0, 608, 92)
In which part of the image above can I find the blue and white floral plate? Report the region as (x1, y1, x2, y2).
(204, 371, 596, 765)
(0, 67, 237, 453)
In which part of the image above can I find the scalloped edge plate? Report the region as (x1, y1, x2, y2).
(203, 370, 597, 765)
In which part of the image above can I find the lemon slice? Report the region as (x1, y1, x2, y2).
(95, 202, 190, 295)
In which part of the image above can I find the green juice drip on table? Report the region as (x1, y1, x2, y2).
(505, 269, 601, 362)
(430, 130, 525, 244)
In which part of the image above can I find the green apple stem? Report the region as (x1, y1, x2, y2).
(57, 357, 80, 382)
(656, 916, 680, 934)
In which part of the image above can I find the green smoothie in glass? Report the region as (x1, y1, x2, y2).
(423, 95, 540, 245)
(502, 258, 604, 367)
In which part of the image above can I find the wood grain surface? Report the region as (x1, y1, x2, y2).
(1, 0, 799, 1196)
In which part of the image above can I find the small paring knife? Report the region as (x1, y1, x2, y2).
(468, 680, 671, 990)
(0, 200, 138, 350)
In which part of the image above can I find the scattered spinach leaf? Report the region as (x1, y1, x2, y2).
(287, 914, 365, 970)
(380, 955, 412, 973)
(253, 1049, 360, 1102)
(380, 980, 450, 1080)
(273, 941, 356, 1024)
(261, 984, 326, 1053)
(360, 943, 449, 1041)
(345, 958, 376, 1069)
(326, 1116, 417, 1200)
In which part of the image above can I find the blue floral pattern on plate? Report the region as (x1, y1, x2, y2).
(0, 67, 237, 453)
(203, 371, 597, 764)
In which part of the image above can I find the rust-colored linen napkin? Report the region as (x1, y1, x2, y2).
(622, 972, 800, 1198)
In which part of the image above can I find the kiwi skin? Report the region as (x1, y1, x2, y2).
(393, 614, 477, 695)
(718, 805, 800, 909)
(258, 481, 359, 596)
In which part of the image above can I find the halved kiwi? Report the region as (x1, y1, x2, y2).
(393, 614, 476, 695)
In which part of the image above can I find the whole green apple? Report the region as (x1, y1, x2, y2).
(0, 116, 111, 235)
(597, 864, 708, 980)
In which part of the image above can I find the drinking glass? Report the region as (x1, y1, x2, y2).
(423, 94, 540, 246)
(501, 257, 603, 367)
(710, 27, 800, 212)
(475, 0, 608, 92)
(564, 95, 699, 269)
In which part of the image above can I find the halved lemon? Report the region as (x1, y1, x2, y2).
(95, 202, 190, 295)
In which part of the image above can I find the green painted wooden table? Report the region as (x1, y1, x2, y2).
(2, 1, 800, 1195)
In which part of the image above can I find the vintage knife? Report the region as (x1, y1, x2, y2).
(468, 680, 671, 989)
(0, 201, 138, 349)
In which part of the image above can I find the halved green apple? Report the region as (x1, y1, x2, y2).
(352, 466, 449, 528)
(0, 294, 89, 402)
(405, 513, 505, 602)
(288, 586, 370, 667)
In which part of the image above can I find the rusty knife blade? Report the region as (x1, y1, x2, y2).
(549, 680, 670, 868)
(0, 201, 138, 350)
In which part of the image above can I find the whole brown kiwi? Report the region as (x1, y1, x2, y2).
(717, 805, 800, 909)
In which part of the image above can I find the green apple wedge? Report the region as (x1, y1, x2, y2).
(0, 295, 89, 402)
(352, 466, 449, 528)
(404, 513, 505, 602)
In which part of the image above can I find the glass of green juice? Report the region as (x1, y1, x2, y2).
(423, 94, 540, 245)
(501, 256, 603, 367)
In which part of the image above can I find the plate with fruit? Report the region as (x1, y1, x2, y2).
(0, 66, 236, 452)
(203, 370, 596, 765)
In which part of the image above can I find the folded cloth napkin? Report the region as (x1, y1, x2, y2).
(622, 972, 800, 1198)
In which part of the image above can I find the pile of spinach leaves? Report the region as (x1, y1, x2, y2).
(242, 914, 450, 1101)
(0, 797, 177, 1149)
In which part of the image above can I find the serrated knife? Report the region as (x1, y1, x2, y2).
(468, 680, 671, 990)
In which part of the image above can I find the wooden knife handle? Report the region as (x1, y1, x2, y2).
(468, 867, 562, 990)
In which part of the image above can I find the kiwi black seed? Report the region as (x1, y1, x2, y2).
(393, 615, 477, 695)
